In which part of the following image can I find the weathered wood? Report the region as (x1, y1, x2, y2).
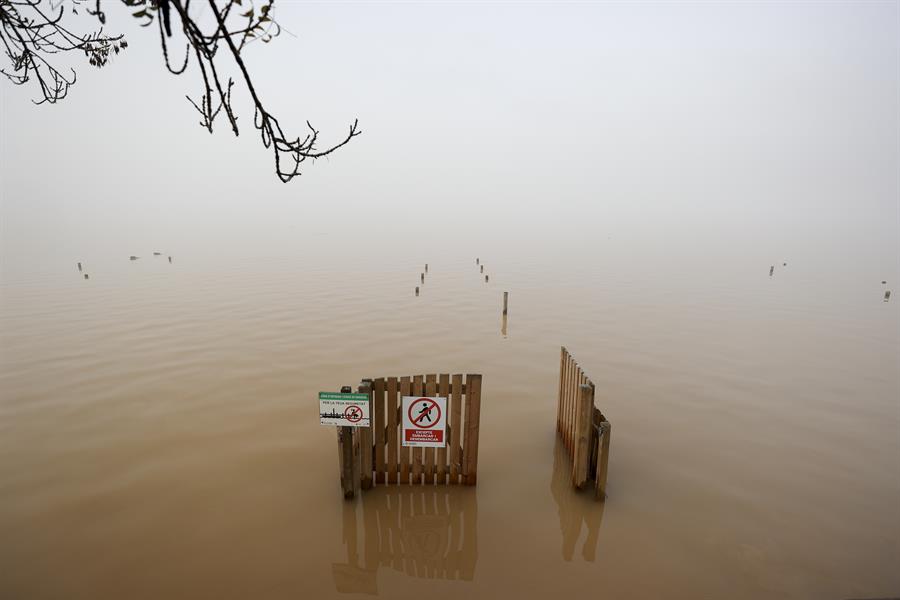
(463, 374, 482, 485)
(338, 426, 354, 498)
(373, 378, 386, 485)
(450, 373, 463, 484)
(572, 383, 593, 489)
(399, 376, 411, 484)
(358, 382, 373, 490)
(437, 373, 450, 484)
(424, 374, 437, 484)
(386, 376, 399, 484)
(557, 347, 566, 434)
(595, 421, 611, 499)
(411, 375, 424, 484)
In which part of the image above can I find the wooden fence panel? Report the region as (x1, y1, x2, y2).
(555, 347, 611, 501)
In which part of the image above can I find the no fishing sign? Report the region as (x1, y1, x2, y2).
(320, 392, 370, 427)
(402, 396, 447, 447)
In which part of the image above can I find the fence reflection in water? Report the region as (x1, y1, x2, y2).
(550, 437, 605, 562)
(333, 486, 478, 594)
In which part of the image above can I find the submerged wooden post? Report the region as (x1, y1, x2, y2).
(502, 291, 508, 315)
(595, 421, 611, 499)
(77, 262, 82, 271)
(338, 385, 357, 499)
(358, 381, 373, 490)
(480, 265, 484, 273)
(572, 384, 594, 489)
(421, 273, 424, 283)
(415, 286, 419, 296)
(425, 263, 428, 273)
(463, 374, 483, 485)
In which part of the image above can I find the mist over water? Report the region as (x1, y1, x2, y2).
(2, 2, 899, 599)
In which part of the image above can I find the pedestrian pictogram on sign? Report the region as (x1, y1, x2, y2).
(402, 396, 447, 447)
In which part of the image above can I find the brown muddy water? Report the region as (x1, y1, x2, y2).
(1, 235, 898, 600)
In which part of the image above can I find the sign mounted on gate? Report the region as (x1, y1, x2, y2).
(320, 392, 370, 427)
(401, 396, 447, 447)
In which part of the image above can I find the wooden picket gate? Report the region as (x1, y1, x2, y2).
(337, 374, 482, 497)
(556, 347, 611, 499)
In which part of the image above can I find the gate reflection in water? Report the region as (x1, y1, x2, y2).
(333, 486, 478, 594)
(551, 437, 605, 562)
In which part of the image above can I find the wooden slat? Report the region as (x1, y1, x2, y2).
(567, 357, 576, 452)
(386, 377, 399, 484)
(358, 382, 373, 490)
(437, 373, 450, 484)
(573, 383, 593, 489)
(463, 374, 482, 485)
(450, 374, 463, 484)
(596, 420, 611, 500)
(411, 375, 424, 484)
(557, 347, 566, 434)
(399, 376, 411, 484)
(424, 374, 437, 484)
(373, 378, 386, 484)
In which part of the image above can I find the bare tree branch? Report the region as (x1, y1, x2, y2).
(0, 0, 360, 181)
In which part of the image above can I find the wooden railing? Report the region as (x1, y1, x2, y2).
(556, 347, 611, 499)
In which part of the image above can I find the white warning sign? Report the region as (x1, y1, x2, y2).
(402, 396, 447, 448)
(319, 392, 370, 427)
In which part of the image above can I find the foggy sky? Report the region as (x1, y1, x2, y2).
(1, 1, 898, 276)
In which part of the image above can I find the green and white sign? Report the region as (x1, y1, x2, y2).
(319, 392, 370, 427)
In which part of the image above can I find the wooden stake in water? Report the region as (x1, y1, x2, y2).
(480, 265, 484, 273)
(885, 290, 892, 302)
(421, 273, 424, 284)
(83, 274, 89, 280)
(503, 291, 508, 315)
(415, 286, 419, 296)
(485, 275, 489, 283)
(168, 256, 172, 263)
(77, 262, 82, 272)
(769, 266, 774, 276)
(425, 264, 428, 273)
(476, 258, 479, 265)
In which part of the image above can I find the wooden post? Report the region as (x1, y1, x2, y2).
(463, 374, 482, 485)
(450, 374, 463, 484)
(502, 291, 508, 315)
(415, 286, 419, 296)
(421, 273, 424, 283)
(399, 376, 412, 484)
(595, 421, 611, 500)
(437, 374, 450, 484)
(425, 263, 428, 273)
(480, 265, 484, 273)
(387, 377, 399, 484)
(338, 385, 356, 499)
(373, 378, 386, 485)
(358, 381, 373, 490)
(572, 384, 593, 489)
(425, 374, 437, 484)
(556, 346, 566, 433)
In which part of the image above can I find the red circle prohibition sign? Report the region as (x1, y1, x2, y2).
(344, 405, 363, 423)
(408, 398, 441, 429)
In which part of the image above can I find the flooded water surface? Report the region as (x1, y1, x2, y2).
(1, 232, 897, 600)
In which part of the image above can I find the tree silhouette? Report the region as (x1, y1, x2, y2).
(0, 0, 360, 181)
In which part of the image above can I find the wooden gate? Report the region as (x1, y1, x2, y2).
(556, 347, 611, 499)
(337, 374, 482, 497)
